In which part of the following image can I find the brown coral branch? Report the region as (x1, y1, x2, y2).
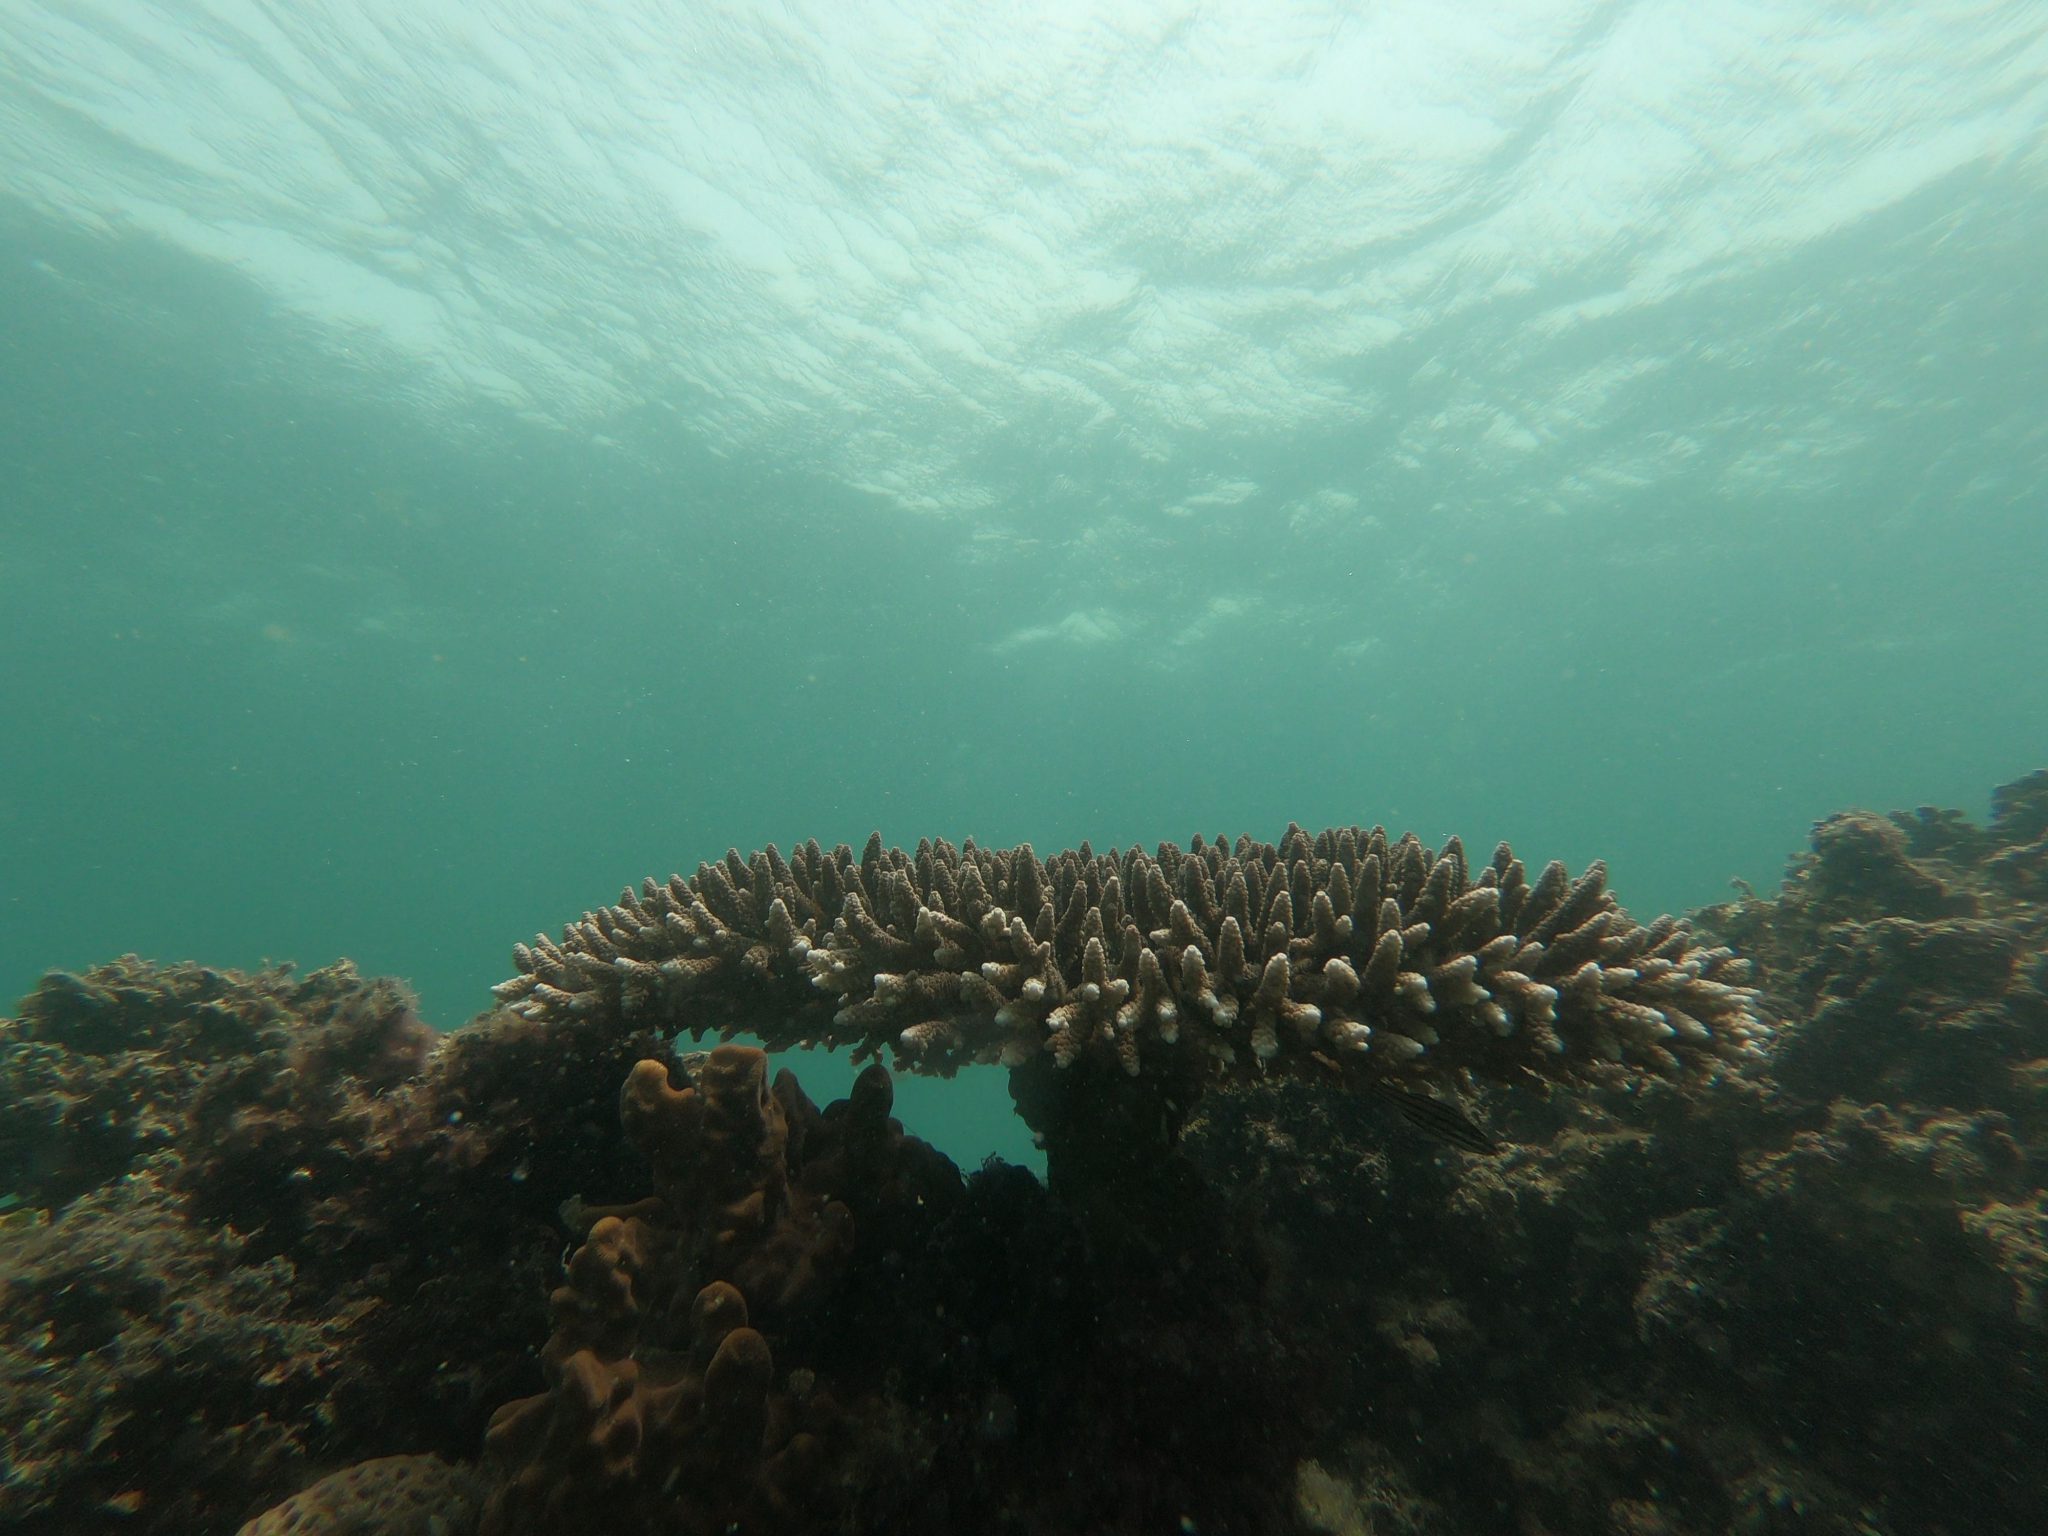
(493, 825, 1766, 1094)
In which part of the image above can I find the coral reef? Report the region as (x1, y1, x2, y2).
(0, 1172, 342, 1533)
(478, 1041, 1311, 1536)
(1700, 768, 2048, 1114)
(8, 777, 2047, 1536)
(1178, 770, 2048, 1535)
(0, 957, 432, 1215)
(0, 959, 677, 1535)
(491, 827, 1766, 1101)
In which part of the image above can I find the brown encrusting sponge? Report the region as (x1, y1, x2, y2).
(492, 825, 1766, 1090)
(478, 1045, 951, 1535)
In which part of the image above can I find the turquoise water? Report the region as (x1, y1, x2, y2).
(3, 1, 2045, 1170)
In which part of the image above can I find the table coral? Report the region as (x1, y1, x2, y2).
(493, 825, 1767, 1102)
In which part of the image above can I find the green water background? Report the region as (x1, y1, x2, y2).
(4, 6, 2046, 1169)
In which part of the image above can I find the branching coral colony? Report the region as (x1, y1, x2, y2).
(493, 825, 1766, 1113)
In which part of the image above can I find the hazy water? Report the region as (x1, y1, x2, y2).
(3, 1, 2045, 1168)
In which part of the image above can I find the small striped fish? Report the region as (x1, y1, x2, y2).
(1374, 1084, 1501, 1155)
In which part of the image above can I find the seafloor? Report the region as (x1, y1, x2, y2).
(2, 773, 2044, 1536)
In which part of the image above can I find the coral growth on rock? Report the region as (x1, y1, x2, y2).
(0, 960, 676, 1536)
(493, 827, 1767, 1103)
(1702, 769, 2048, 1115)
(1189, 770, 2048, 1536)
(0, 957, 432, 1216)
(478, 1041, 1309, 1536)
(233, 1455, 485, 1536)
(0, 1172, 343, 1534)
(8, 777, 2047, 1536)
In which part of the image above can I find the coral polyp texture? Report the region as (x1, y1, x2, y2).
(493, 825, 1766, 1089)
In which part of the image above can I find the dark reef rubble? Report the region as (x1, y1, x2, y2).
(1, 773, 2044, 1536)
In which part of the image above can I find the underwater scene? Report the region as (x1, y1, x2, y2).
(3, 3, 2046, 1533)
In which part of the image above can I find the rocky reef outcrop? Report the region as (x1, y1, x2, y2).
(0, 958, 671, 1533)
